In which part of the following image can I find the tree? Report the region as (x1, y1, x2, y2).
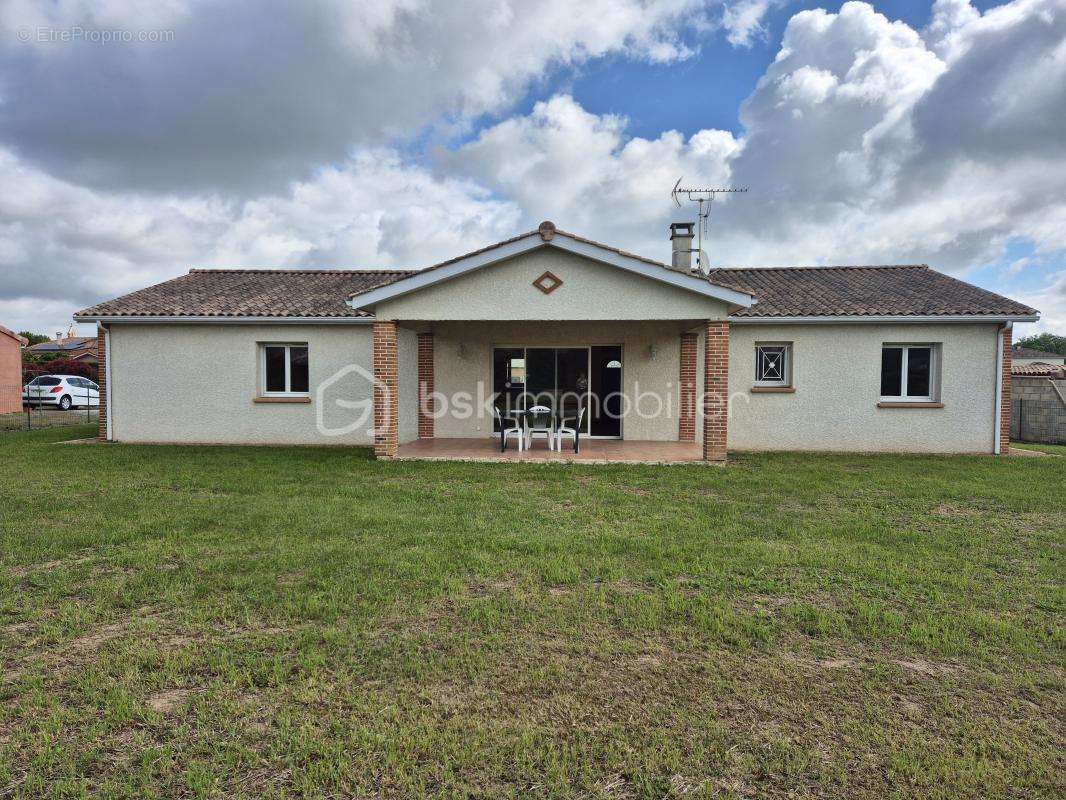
(1017, 333, 1066, 356)
(18, 331, 50, 346)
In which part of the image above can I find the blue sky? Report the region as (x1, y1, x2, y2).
(524, 0, 1002, 139)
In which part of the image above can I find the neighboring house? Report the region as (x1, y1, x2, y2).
(24, 324, 99, 364)
(1011, 345, 1066, 367)
(0, 324, 28, 414)
(1011, 362, 1066, 444)
(74, 221, 1039, 459)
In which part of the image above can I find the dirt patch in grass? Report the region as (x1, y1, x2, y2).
(4, 551, 96, 578)
(932, 502, 984, 517)
(69, 621, 128, 653)
(146, 688, 200, 714)
(895, 657, 967, 676)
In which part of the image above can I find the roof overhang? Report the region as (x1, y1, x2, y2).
(73, 315, 373, 325)
(347, 231, 757, 312)
(729, 314, 1040, 324)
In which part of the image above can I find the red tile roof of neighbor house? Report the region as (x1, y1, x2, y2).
(25, 336, 97, 352)
(1012, 362, 1066, 377)
(73, 228, 1039, 320)
(0, 324, 28, 345)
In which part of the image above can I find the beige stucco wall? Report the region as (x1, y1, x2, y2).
(105, 319, 1002, 453)
(373, 248, 731, 322)
(429, 320, 698, 440)
(726, 323, 1000, 453)
(108, 324, 381, 445)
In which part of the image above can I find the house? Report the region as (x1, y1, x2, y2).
(24, 324, 99, 364)
(0, 324, 28, 414)
(73, 221, 1039, 459)
(1011, 345, 1066, 367)
(1010, 361, 1066, 444)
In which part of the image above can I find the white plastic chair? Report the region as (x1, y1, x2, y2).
(493, 406, 524, 452)
(524, 404, 555, 450)
(555, 405, 587, 453)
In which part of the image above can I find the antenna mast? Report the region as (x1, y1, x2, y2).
(671, 178, 747, 272)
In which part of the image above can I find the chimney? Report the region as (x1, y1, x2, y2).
(669, 222, 695, 272)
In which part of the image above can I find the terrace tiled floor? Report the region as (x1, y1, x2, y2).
(393, 438, 708, 464)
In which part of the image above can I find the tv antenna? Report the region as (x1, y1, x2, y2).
(671, 178, 747, 271)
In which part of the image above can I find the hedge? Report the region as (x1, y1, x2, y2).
(22, 358, 99, 384)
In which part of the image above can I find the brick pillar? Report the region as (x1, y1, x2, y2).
(702, 321, 729, 461)
(97, 327, 108, 442)
(999, 325, 1012, 454)
(417, 332, 434, 439)
(373, 321, 398, 458)
(679, 332, 697, 442)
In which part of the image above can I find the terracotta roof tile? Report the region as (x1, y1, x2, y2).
(74, 234, 1038, 321)
(75, 269, 417, 319)
(1012, 362, 1066, 377)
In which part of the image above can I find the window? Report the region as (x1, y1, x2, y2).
(755, 343, 792, 387)
(880, 344, 938, 401)
(261, 344, 309, 395)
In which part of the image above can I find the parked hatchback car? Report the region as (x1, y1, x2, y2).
(22, 375, 100, 410)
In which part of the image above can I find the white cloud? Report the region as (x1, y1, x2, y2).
(450, 0, 1066, 327)
(721, 0, 777, 46)
(2, 0, 1065, 336)
(0, 146, 519, 334)
(0, 0, 720, 193)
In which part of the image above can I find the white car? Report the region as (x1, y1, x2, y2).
(23, 375, 100, 410)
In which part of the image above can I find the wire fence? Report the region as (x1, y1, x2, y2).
(1012, 397, 1066, 445)
(1, 384, 99, 433)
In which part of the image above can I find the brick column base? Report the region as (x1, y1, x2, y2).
(97, 327, 108, 442)
(373, 321, 398, 458)
(417, 332, 434, 439)
(679, 332, 697, 442)
(999, 325, 1012, 454)
(702, 321, 729, 461)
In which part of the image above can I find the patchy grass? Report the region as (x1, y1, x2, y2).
(0, 427, 1063, 799)
(1013, 441, 1066, 456)
(0, 409, 98, 433)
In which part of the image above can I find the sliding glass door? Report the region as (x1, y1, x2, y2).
(492, 346, 623, 438)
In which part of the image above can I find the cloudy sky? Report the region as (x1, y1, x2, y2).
(1, 0, 1063, 337)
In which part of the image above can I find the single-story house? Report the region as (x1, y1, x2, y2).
(74, 221, 1039, 460)
(1011, 345, 1066, 367)
(0, 324, 28, 414)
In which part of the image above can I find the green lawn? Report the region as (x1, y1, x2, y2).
(1, 427, 1063, 799)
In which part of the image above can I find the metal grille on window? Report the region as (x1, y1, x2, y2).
(756, 345, 788, 385)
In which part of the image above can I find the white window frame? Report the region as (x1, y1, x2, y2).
(755, 342, 792, 387)
(260, 343, 310, 397)
(880, 343, 939, 402)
